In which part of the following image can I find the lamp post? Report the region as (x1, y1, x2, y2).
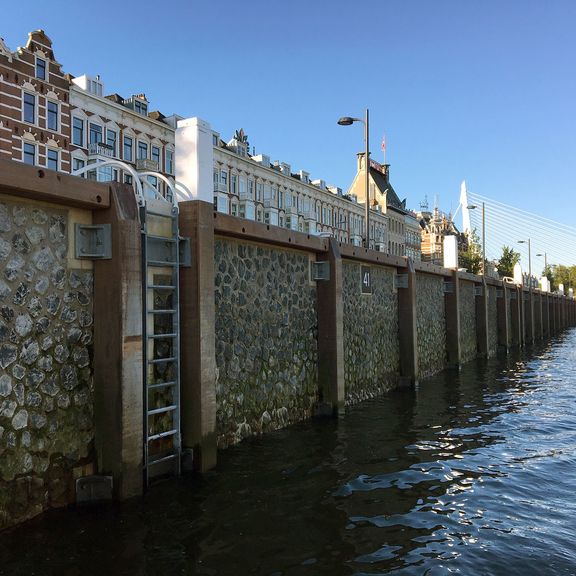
(338, 109, 370, 249)
(536, 252, 548, 272)
(466, 202, 485, 276)
(518, 239, 532, 287)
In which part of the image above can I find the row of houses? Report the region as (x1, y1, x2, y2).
(0, 29, 464, 260)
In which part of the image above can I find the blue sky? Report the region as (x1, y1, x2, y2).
(3, 0, 576, 230)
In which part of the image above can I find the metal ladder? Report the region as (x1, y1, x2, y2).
(141, 197, 181, 485)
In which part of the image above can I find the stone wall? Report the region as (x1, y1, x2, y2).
(214, 238, 318, 448)
(487, 285, 498, 355)
(0, 199, 94, 529)
(416, 273, 446, 378)
(459, 280, 477, 364)
(342, 262, 399, 403)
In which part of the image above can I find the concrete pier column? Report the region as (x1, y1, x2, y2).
(398, 260, 418, 385)
(475, 279, 490, 358)
(178, 201, 217, 472)
(510, 286, 522, 348)
(444, 270, 461, 368)
(496, 282, 510, 353)
(93, 183, 144, 499)
(316, 238, 345, 414)
(534, 292, 543, 341)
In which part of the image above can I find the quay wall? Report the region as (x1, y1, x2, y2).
(2, 173, 575, 531)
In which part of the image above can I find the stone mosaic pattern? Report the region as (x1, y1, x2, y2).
(488, 285, 498, 355)
(0, 200, 93, 529)
(416, 273, 446, 378)
(459, 281, 477, 364)
(214, 239, 318, 448)
(343, 262, 399, 404)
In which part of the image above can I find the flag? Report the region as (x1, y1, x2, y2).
(381, 135, 386, 151)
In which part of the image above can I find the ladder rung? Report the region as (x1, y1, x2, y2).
(149, 357, 177, 365)
(148, 452, 180, 467)
(147, 260, 177, 267)
(148, 404, 177, 416)
(149, 309, 177, 314)
(149, 284, 176, 290)
(148, 429, 178, 441)
(148, 332, 177, 339)
(148, 380, 177, 390)
(145, 209, 177, 218)
(147, 234, 177, 243)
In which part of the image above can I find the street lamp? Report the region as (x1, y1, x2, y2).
(338, 109, 370, 249)
(466, 202, 485, 276)
(536, 252, 548, 272)
(518, 239, 532, 287)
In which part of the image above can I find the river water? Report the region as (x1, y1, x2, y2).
(1, 329, 576, 575)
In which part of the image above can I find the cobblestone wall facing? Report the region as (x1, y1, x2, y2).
(342, 262, 399, 404)
(459, 281, 477, 364)
(416, 273, 446, 378)
(0, 199, 93, 529)
(214, 238, 318, 448)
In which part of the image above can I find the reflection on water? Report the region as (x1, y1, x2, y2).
(2, 330, 576, 575)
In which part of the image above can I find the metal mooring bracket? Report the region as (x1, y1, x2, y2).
(443, 280, 454, 294)
(496, 289, 504, 299)
(76, 475, 113, 504)
(311, 261, 330, 281)
(474, 285, 484, 297)
(394, 273, 409, 290)
(75, 224, 112, 259)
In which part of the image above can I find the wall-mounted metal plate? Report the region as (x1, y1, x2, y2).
(395, 274, 408, 290)
(474, 285, 484, 297)
(75, 224, 112, 259)
(443, 281, 454, 294)
(361, 266, 372, 294)
(76, 475, 113, 504)
(311, 261, 330, 281)
(510, 291, 517, 300)
(179, 237, 191, 267)
(496, 289, 504, 299)
(147, 235, 177, 264)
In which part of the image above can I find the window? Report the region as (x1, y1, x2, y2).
(248, 179, 254, 198)
(134, 99, 147, 115)
(165, 149, 174, 174)
(124, 174, 133, 185)
(106, 129, 117, 156)
(89, 123, 103, 144)
(72, 117, 84, 146)
(220, 170, 228, 186)
(47, 101, 58, 131)
(231, 174, 237, 195)
(138, 141, 148, 160)
(23, 142, 35, 165)
(73, 158, 85, 177)
(152, 145, 160, 166)
(23, 93, 35, 124)
(123, 136, 133, 161)
(36, 57, 46, 80)
(47, 149, 58, 171)
(147, 175, 158, 190)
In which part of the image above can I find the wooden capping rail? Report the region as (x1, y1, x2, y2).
(0, 158, 111, 209)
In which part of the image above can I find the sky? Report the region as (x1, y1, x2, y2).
(3, 0, 576, 237)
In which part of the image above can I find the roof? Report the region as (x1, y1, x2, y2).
(369, 167, 406, 212)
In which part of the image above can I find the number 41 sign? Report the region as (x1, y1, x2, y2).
(361, 266, 372, 294)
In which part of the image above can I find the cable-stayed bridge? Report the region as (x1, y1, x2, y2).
(455, 183, 576, 273)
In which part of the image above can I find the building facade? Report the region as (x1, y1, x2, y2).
(0, 30, 177, 197)
(346, 155, 421, 259)
(417, 206, 464, 265)
(183, 123, 390, 247)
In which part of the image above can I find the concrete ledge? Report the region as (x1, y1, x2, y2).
(0, 158, 111, 209)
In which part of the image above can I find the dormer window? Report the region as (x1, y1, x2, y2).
(36, 57, 46, 80)
(134, 99, 148, 116)
(88, 78, 103, 96)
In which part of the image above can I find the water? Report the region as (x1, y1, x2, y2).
(2, 330, 576, 575)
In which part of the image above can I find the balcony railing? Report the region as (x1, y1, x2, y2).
(88, 142, 114, 158)
(213, 182, 228, 193)
(136, 158, 159, 172)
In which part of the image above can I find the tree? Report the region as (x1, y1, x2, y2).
(459, 229, 483, 275)
(497, 245, 520, 278)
